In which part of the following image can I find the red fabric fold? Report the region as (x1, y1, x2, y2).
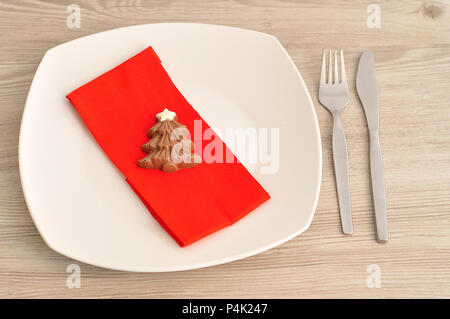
(66, 47, 270, 247)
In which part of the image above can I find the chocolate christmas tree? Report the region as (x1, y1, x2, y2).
(138, 108, 201, 172)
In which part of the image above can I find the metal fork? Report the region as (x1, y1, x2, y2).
(319, 49, 353, 235)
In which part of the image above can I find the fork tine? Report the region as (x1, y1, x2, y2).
(320, 50, 326, 84)
(328, 49, 332, 84)
(334, 50, 339, 84)
(340, 50, 347, 84)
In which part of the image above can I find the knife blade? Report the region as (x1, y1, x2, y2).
(356, 50, 389, 243)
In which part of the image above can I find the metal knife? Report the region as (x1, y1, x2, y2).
(356, 50, 388, 243)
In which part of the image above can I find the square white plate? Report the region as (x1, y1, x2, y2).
(19, 23, 321, 272)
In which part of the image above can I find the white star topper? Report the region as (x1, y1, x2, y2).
(156, 108, 177, 122)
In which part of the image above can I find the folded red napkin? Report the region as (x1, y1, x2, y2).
(67, 47, 270, 247)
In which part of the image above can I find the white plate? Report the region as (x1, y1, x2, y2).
(19, 23, 321, 272)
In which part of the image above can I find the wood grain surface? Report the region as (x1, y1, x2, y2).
(0, 0, 449, 298)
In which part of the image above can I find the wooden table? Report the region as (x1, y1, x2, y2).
(1, 0, 449, 298)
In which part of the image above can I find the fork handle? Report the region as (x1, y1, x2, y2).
(369, 129, 388, 242)
(332, 113, 353, 235)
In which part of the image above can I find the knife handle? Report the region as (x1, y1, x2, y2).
(369, 129, 388, 242)
(332, 113, 353, 235)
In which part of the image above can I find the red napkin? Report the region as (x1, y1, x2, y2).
(66, 47, 270, 247)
